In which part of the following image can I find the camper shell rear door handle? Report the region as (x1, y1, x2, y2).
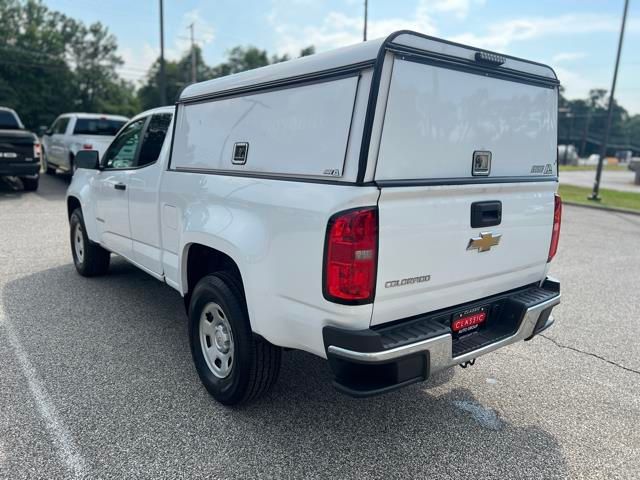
(470, 201, 502, 228)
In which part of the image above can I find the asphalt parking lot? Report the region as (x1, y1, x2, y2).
(1, 175, 639, 480)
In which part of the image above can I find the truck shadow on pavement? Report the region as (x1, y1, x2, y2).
(0, 174, 70, 201)
(2, 260, 570, 479)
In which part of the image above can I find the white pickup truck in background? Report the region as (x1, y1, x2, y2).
(67, 31, 562, 405)
(42, 112, 128, 175)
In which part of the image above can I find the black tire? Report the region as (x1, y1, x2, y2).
(189, 273, 281, 405)
(21, 176, 39, 191)
(69, 208, 110, 276)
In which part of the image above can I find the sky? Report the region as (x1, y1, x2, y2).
(45, 0, 640, 114)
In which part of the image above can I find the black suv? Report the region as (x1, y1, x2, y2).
(0, 107, 40, 191)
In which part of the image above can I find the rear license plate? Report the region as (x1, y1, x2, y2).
(452, 306, 487, 337)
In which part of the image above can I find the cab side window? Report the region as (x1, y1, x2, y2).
(102, 118, 146, 169)
(137, 113, 172, 167)
(53, 117, 69, 134)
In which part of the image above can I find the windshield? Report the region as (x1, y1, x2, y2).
(73, 118, 126, 136)
(0, 110, 21, 130)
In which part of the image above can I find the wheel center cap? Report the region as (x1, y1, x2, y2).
(214, 325, 230, 353)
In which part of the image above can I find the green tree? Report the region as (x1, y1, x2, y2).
(0, 0, 77, 128)
(0, 0, 137, 128)
(559, 87, 635, 156)
(68, 21, 138, 116)
(138, 44, 316, 110)
(138, 58, 185, 110)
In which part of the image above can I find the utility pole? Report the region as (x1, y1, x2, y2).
(589, 0, 628, 201)
(188, 22, 197, 84)
(159, 0, 167, 105)
(363, 0, 368, 41)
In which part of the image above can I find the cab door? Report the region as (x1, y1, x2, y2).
(128, 112, 173, 275)
(93, 117, 147, 259)
(46, 117, 69, 166)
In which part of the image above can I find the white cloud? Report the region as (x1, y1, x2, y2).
(174, 9, 216, 54)
(554, 66, 597, 100)
(117, 10, 216, 85)
(552, 52, 587, 63)
(271, 4, 633, 60)
(449, 13, 633, 51)
(118, 44, 158, 84)
(426, 0, 486, 20)
(271, 0, 438, 57)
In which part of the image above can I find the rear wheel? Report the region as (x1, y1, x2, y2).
(69, 208, 110, 276)
(21, 176, 39, 191)
(189, 273, 281, 405)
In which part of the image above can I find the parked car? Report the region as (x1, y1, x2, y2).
(41, 113, 128, 175)
(557, 144, 578, 165)
(67, 31, 562, 405)
(0, 106, 40, 191)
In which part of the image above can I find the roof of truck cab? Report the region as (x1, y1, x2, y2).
(179, 30, 558, 102)
(129, 106, 175, 123)
(60, 113, 130, 120)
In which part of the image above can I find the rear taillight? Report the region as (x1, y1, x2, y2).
(33, 143, 41, 158)
(548, 194, 562, 262)
(323, 207, 378, 304)
(82, 143, 93, 150)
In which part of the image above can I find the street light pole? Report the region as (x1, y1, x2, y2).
(159, 0, 167, 105)
(363, 0, 368, 42)
(589, 0, 629, 201)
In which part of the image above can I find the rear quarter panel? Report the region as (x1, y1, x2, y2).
(159, 171, 380, 357)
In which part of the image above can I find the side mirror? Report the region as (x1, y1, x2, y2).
(75, 150, 100, 170)
(37, 126, 48, 137)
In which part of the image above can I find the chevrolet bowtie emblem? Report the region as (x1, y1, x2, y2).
(467, 232, 502, 252)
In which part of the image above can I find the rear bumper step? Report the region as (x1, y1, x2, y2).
(323, 277, 560, 397)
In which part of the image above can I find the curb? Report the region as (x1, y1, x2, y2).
(563, 200, 640, 217)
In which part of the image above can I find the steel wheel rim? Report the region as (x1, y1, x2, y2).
(199, 302, 234, 378)
(74, 223, 84, 263)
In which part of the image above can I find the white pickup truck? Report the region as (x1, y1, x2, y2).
(67, 31, 562, 405)
(42, 113, 128, 175)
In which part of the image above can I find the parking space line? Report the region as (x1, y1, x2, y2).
(0, 304, 86, 479)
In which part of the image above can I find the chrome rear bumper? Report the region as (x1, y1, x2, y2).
(328, 293, 559, 371)
(324, 277, 561, 397)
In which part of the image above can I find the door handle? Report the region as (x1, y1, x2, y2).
(114, 183, 126, 191)
(470, 201, 502, 228)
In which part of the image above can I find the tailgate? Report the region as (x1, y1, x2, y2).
(0, 131, 35, 162)
(371, 182, 555, 325)
(370, 56, 558, 326)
